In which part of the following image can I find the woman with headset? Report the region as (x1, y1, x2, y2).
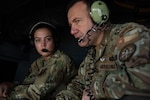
(56, 0, 150, 100)
(0, 22, 77, 100)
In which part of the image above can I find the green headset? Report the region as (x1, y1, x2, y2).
(90, 0, 109, 24)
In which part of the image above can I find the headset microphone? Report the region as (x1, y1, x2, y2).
(78, 25, 97, 43)
(78, 34, 87, 43)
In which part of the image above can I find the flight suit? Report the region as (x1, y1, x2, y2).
(2, 50, 77, 100)
(56, 22, 150, 100)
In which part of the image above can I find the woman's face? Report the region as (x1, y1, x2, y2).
(34, 28, 55, 59)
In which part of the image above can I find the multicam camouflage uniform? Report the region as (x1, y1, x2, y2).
(2, 50, 77, 100)
(56, 22, 150, 100)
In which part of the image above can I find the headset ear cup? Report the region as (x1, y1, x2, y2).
(54, 30, 60, 49)
(30, 39, 34, 46)
(29, 31, 34, 46)
(90, 0, 109, 24)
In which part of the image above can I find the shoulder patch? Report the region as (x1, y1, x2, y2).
(117, 32, 139, 49)
(119, 43, 136, 62)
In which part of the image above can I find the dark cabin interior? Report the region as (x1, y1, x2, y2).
(0, 0, 150, 83)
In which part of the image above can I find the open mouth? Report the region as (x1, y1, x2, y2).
(42, 49, 49, 52)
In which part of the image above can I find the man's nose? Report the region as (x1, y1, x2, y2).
(70, 26, 78, 35)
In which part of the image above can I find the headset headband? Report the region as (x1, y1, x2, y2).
(29, 21, 56, 39)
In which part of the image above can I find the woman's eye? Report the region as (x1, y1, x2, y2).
(46, 37, 52, 41)
(35, 39, 40, 42)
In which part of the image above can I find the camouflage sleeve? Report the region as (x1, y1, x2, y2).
(56, 61, 86, 100)
(91, 22, 150, 99)
(6, 51, 77, 100)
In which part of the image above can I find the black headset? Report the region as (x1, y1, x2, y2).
(89, 0, 109, 24)
(29, 21, 59, 49)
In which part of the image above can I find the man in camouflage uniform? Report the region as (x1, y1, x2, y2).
(56, 0, 150, 100)
(0, 22, 77, 100)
